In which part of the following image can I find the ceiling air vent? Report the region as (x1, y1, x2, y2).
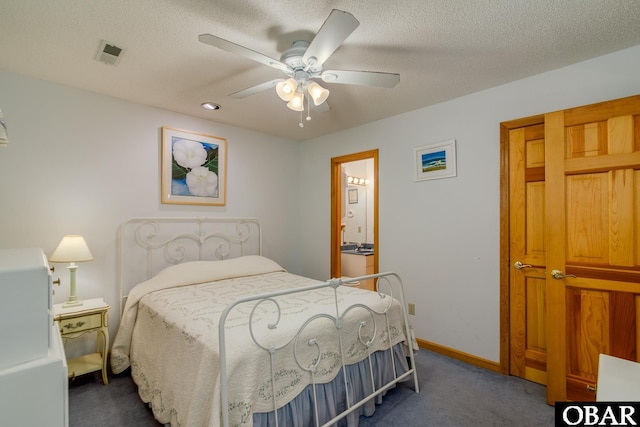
(95, 40, 123, 65)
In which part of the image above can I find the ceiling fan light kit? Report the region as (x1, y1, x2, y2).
(287, 91, 305, 112)
(307, 82, 330, 106)
(199, 9, 399, 127)
(276, 78, 330, 111)
(276, 78, 298, 101)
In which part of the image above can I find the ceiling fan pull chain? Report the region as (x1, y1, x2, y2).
(299, 108, 304, 128)
(306, 94, 312, 122)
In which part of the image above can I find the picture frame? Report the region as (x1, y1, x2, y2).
(414, 139, 457, 181)
(348, 188, 358, 204)
(161, 126, 227, 205)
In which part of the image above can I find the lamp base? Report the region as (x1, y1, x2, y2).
(63, 263, 83, 308)
(63, 298, 83, 308)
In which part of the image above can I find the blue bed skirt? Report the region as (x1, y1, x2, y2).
(253, 343, 409, 427)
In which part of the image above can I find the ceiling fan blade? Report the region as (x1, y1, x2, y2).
(302, 9, 359, 68)
(228, 79, 284, 99)
(199, 34, 290, 72)
(321, 70, 400, 88)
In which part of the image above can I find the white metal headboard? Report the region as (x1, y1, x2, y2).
(117, 217, 261, 316)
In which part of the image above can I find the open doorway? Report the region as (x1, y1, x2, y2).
(330, 150, 378, 287)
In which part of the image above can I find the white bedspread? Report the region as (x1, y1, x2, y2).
(111, 256, 406, 427)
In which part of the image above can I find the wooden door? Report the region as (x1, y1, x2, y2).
(509, 122, 549, 386)
(545, 96, 640, 403)
(507, 94, 640, 404)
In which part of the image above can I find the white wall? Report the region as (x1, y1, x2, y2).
(2, 45, 639, 364)
(0, 70, 300, 343)
(297, 45, 640, 362)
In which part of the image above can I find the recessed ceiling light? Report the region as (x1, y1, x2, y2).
(201, 102, 221, 110)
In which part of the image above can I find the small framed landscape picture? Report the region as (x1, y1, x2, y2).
(414, 140, 457, 182)
(161, 126, 227, 205)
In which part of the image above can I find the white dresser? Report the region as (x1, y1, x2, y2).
(0, 248, 68, 427)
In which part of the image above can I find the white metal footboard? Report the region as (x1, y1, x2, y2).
(218, 272, 419, 427)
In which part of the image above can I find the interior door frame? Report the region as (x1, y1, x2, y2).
(330, 149, 379, 280)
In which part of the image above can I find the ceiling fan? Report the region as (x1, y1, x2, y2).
(198, 9, 400, 126)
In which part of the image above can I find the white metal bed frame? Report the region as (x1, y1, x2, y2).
(117, 217, 419, 427)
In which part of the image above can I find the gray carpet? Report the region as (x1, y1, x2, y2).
(69, 349, 554, 426)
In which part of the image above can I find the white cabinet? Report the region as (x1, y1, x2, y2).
(0, 248, 52, 368)
(0, 248, 68, 427)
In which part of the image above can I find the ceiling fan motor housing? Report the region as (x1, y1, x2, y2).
(281, 41, 312, 71)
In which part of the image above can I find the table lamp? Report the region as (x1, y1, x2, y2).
(49, 235, 94, 307)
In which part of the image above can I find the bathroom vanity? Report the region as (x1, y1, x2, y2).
(341, 244, 375, 291)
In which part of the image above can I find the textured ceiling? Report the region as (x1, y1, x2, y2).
(1, 0, 640, 141)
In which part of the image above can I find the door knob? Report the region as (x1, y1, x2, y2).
(514, 261, 532, 270)
(551, 269, 576, 279)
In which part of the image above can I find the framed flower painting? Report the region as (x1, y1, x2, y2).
(161, 126, 227, 205)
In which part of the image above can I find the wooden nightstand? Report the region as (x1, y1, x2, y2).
(54, 298, 110, 385)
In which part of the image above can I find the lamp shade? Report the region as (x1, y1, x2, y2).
(307, 82, 330, 106)
(276, 78, 298, 101)
(286, 91, 305, 111)
(50, 235, 94, 263)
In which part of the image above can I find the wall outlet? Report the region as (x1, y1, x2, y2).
(408, 303, 415, 315)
